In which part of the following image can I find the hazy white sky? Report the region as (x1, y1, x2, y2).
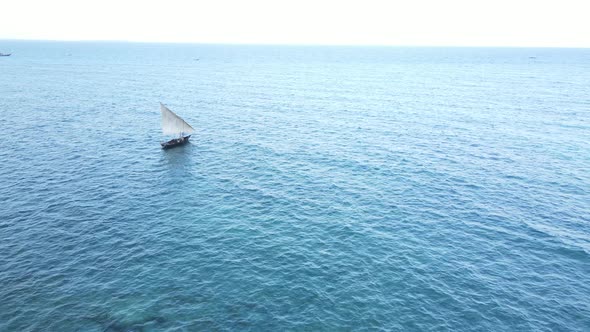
(1, 0, 589, 47)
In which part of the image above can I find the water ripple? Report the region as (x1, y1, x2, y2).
(0, 42, 589, 331)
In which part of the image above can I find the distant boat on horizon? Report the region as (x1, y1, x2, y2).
(160, 103, 195, 149)
(0, 53, 11, 57)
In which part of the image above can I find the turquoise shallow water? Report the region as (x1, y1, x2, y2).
(0, 41, 589, 331)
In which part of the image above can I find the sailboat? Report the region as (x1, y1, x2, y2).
(160, 102, 195, 149)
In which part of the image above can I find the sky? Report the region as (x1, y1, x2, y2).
(1, 0, 589, 47)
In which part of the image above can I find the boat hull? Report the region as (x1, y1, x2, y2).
(161, 135, 191, 149)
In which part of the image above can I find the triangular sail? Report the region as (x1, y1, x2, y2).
(160, 103, 195, 136)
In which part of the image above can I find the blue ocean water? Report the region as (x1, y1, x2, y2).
(0, 41, 589, 331)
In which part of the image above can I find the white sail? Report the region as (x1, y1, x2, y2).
(160, 103, 195, 136)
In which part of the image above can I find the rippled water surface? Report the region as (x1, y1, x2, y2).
(1, 41, 589, 331)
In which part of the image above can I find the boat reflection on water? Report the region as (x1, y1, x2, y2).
(161, 137, 196, 170)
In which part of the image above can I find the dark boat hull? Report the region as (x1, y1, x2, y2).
(161, 135, 191, 149)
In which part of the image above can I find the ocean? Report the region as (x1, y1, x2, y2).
(0, 41, 589, 331)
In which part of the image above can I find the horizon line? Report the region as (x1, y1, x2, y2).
(1, 38, 589, 49)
